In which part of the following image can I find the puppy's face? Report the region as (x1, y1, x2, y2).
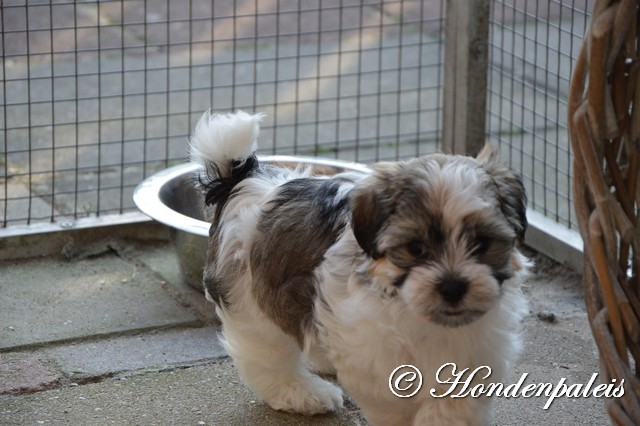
(350, 145, 527, 327)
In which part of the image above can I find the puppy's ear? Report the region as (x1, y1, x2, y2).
(477, 144, 528, 244)
(350, 165, 395, 258)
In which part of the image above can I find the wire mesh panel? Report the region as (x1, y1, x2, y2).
(0, 0, 445, 230)
(487, 0, 592, 230)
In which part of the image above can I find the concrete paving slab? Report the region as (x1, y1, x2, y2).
(0, 256, 610, 425)
(0, 243, 616, 425)
(1, 326, 224, 395)
(495, 317, 608, 422)
(0, 358, 366, 426)
(493, 260, 609, 424)
(46, 326, 224, 380)
(133, 242, 217, 324)
(0, 353, 62, 395)
(0, 254, 201, 350)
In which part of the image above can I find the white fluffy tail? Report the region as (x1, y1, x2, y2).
(189, 110, 265, 178)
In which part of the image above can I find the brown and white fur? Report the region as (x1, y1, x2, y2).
(190, 110, 529, 425)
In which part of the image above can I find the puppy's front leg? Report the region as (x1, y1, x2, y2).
(216, 306, 343, 415)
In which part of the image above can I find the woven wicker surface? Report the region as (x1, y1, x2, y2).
(568, 0, 640, 424)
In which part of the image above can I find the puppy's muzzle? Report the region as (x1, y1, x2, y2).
(437, 276, 469, 306)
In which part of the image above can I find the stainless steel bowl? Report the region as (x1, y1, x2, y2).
(133, 155, 371, 291)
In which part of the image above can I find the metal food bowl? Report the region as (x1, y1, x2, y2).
(133, 156, 371, 291)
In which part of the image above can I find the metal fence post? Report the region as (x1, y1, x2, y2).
(442, 0, 490, 156)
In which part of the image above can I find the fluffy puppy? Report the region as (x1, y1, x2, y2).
(190, 110, 529, 425)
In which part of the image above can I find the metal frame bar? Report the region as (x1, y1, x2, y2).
(442, 0, 490, 156)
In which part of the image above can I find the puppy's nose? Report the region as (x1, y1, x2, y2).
(437, 278, 469, 305)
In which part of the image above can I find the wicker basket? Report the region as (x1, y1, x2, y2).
(568, 0, 640, 424)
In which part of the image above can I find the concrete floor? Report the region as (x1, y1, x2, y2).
(0, 236, 612, 425)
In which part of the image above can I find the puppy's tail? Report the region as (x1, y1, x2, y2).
(189, 110, 265, 207)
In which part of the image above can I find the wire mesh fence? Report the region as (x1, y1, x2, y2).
(1, 0, 590, 235)
(487, 0, 591, 229)
(0, 0, 445, 229)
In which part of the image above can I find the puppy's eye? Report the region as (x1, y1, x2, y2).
(407, 240, 428, 258)
(472, 236, 492, 255)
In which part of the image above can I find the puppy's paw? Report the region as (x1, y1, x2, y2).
(267, 375, 343, 415)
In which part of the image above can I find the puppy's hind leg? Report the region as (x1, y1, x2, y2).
(217, 306, 344, 415)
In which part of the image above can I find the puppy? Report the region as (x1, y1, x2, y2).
(190, 110, 529, 425)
